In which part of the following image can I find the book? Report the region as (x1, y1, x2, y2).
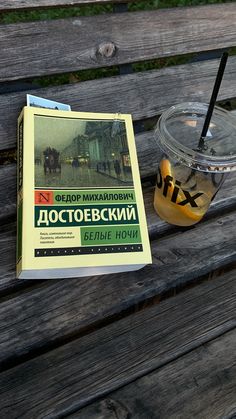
(17, 107, 152, 279)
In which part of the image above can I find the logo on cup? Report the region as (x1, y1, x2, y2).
(156, 168, 203, 208)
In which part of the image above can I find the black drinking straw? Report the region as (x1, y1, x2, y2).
(198, 51, 229, 150)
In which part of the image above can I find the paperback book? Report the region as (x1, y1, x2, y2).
(17, 107, 152, 279)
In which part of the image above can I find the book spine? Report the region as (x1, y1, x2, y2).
(16, 110, 24, 277)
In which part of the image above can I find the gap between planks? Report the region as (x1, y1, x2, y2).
(1, 56, 236, 151)
(0, 209, 235, 372)
(0, 269, 235, 418)
(0, 4, 236, 82)
(68, 326, 236, 419)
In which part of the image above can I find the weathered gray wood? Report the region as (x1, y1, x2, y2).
(1, 154, 235, 231)
(0, 270, 235, 418)
(71, 327, 236, 419)
(1, 172, 235, 293)
(0, 4, 236, 82)
(0, 222, 20, 293)
(0, 0, 135, 11)
(1, 56, 236, 151)
(0, 211, 235, 369)
(0, 164, 17, 222)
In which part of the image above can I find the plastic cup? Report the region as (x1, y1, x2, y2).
(153, 102, 236, 226)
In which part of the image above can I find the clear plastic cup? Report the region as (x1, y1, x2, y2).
(153, 102, 236, 226)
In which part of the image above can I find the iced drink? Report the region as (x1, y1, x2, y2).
(153, 103, 236, 226)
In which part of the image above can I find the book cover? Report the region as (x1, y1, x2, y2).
(17, 107, 152, 279)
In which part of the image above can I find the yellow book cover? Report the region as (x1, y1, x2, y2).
(16, 107, 152, 279)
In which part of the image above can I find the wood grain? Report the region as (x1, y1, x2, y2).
(1, 177, 236, 287)
(0, 222, 17, 291)
(0, 0, 135, 11)
(0, 270, 235, 418)
(0, 4, 235, 416)
(72, 327, 236, 419)
(0, 211, 235, 368)
(0, 164, 17, 222)
(1, 149, 236, 227)
(0, 4, 236, 81)
(1, 56, 236, 152)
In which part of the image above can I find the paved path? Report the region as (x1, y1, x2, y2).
(35, 163, 133, 188)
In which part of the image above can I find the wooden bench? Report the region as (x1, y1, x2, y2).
(0, 1, 236, 417)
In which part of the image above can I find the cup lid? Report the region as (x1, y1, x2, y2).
(155, 102, 236, 172)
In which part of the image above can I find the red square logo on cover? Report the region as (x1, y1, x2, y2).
(35, 190, 53, 205)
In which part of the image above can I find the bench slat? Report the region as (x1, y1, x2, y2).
(71, 326, 236, 419)
(0, 4, 236, 81)
(0, 270, 235, 417)
(0, 210, 235, 368)
(0, 4, 235, 415)
(0, 0, 135, 11)
(0, 56, 236, 152)
(0, 165, 17, 222)
(1, 152, 236, 228)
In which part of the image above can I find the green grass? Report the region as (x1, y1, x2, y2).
(0, 0, 235, 159)
(0, 0, 234, 161)
(0, 0, 234, 24)
(0, 0, 235, 88)
(0, 5, 112, 24)
(130, 0, 234, 10)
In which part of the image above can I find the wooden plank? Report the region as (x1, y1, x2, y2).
(0, 222, 19, 293)
(0, 211, 235, 369)
(0, 4, 236, 81)
(1, 150, 236, 228)
(71, 327, 236, 419)
(0, 270, 235, 418)
(1, 173, 235, 293)
(0, 0, 135, 11)
(0, 164, 17, 222)
(1, 55, 236, 151)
